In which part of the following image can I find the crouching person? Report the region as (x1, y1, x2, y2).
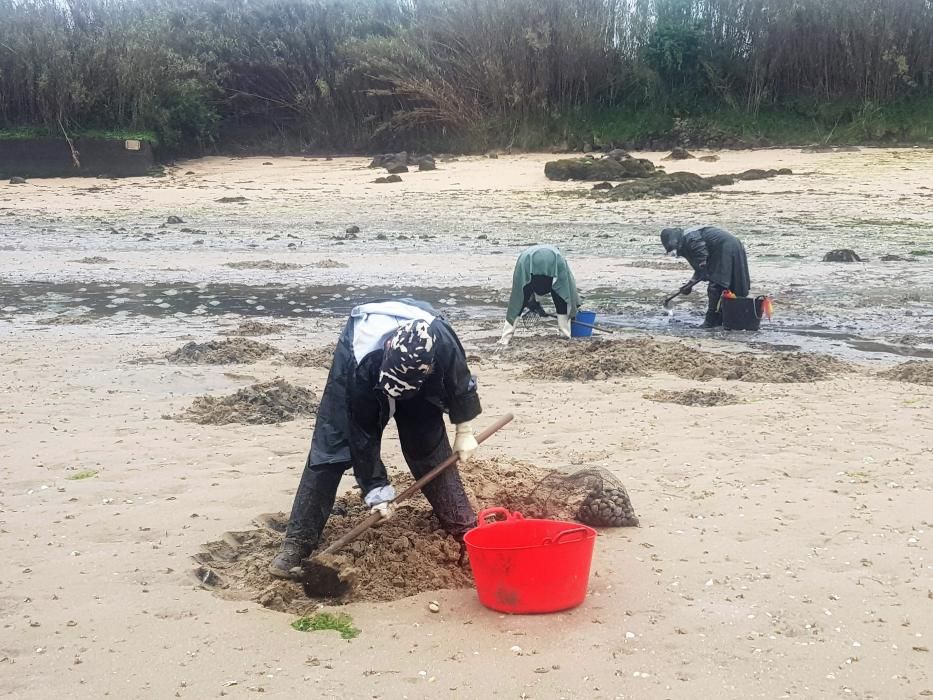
(499, 244, 582, 346)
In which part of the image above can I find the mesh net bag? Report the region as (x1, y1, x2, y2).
(527, 467, 639, 527)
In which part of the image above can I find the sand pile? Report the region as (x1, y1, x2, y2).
(878, 360, 933, 385)
(177, 378, 318, 425)
(524, 339, 849, 383)
(71, 256, 112, 264)
(220, 320, 288, 337)
(282, 344, 336, 369)
(628, 259, 690, 270)
(224, 260, 304, 270)
(192, 458, 633, 611)
(38, 315, 93, 325)
(166, 338, 280, 364)
(644, 388, 743, 406)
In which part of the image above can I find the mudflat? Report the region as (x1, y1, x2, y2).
(1, 150, 931, 699)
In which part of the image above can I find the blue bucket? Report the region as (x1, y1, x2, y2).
(571, 310, 597, 338)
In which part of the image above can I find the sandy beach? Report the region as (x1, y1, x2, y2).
(1, 149, 931, 699)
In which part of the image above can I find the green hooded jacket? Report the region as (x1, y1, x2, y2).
(506, 245, 581, 324)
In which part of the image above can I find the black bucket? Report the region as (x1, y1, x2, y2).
(721, 296, 764, 331)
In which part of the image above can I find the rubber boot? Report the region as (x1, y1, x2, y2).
(269, 538, 313, 579)
(701, 284, 725, 328)
(268, 460, 345, 578)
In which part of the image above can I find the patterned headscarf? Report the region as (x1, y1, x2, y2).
(378, 319, 436, 399)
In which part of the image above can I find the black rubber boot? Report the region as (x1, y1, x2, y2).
(268, 538, 313, 579)
(269, 459, 346, 578)
(701, 284, 725, 328)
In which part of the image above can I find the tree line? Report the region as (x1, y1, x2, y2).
(1, 0, 931, 152)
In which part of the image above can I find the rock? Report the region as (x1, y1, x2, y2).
(374, 174, 402, 184)
(417, 155, 436, 171)
(368, 154, 387, 168)
(582, 142, 593, 153)
(663, 148, 696, 160)
(592, 182, 613, 191)
(698, 154, 720, 162)
(822, 249, 862, 263)
(345, 225, 361, 234)
(379, 151, 409, 173)
(544, 157, 658, 182)
(184, 171, 196, 175)
(485, 151, 498, 159)
(166, 215, 184, 224)
(8, 176, 27, 185)
(602, 168, 792, 201)
(836, 146, 861, 152)
(880, 254, 910, 262)
(801, 144, 834, 153)
(262, 161, 273, 165)
(428, 601, 440, 613)
(375, 233, 388, 240)
(216, 196, 248, 203)
(606, 149, 630, 161)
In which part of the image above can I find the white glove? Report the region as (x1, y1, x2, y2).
(371, 501, 395, 521)
(497, 321, 515, 346)
(557, 314, 572, 339)
(364, 485, 396, 507)
(453, 422, 479, 463)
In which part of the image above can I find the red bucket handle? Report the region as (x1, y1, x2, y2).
(476, 508, 524, 526)
(544, 527, 589, 546)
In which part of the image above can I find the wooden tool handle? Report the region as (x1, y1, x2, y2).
(317, 413, 514, 557)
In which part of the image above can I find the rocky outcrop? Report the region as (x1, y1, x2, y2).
(544, 156, 658, 181)
(599, 168, 793, 201)
(663, 148, 696, 160)
(822, 249, 862, 262)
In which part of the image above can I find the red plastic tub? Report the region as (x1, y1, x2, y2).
(463, 508, 597, 614)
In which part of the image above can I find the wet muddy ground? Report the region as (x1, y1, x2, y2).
(2, 150, 932, 700)
(2, 149, 932, 361)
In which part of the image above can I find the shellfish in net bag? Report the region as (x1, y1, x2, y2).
(526, 467, 639, 528)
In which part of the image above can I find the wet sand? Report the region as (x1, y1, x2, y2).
(2, 149, 932, 359)
(1, 151, 932, 699)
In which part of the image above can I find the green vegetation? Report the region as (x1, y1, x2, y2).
(1, 0, 932, 154)
(910, 250, 933, 256)
(0, 127, 159, 144)
(291, 612, 360, 639)
(66, 470, 99, 480)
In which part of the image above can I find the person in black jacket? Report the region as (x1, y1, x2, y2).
(269, 299, 482, 578)
(661, 226, 751, 328)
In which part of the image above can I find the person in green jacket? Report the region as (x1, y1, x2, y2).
(499, 245, 582, 346)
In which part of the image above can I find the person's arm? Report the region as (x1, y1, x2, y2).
(346, 358, 391, 496)
(505, 259, 528, 326)
(682, 233, 709, 281)
(436, 324, 482, 460)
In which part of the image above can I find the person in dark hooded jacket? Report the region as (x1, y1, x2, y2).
(661, 226, 751, 328)
(269, 299, 482, 578)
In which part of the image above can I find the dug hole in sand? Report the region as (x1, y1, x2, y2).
(192, 458, 637, 614)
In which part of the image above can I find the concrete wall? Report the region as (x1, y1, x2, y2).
(0, 138, 155, 178)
